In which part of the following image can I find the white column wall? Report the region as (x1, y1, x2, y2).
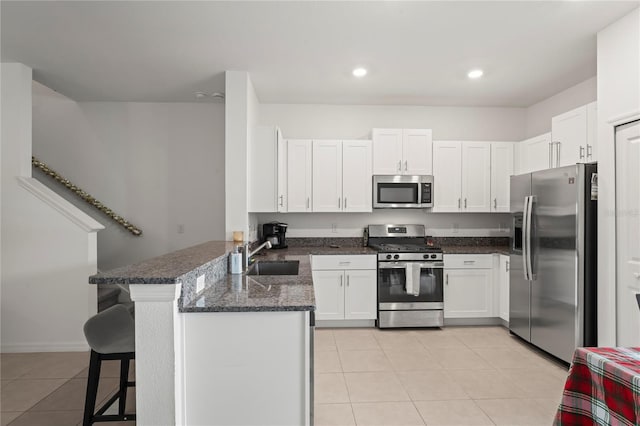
(596, 7, 640, 346)
(1, 63, 103, 352)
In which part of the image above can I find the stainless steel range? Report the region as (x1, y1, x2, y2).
(368, 225, 444, 328)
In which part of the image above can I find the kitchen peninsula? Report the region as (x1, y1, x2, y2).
(89, 240, 322, 426)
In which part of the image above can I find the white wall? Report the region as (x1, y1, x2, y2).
(524, 77, 597, 139)
(1, 63, 102, 352)
(32, 83, 225, 270)
(257, 103, 521, 237)
(596, 7, 640, 346)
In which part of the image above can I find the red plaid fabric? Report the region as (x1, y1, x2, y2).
(555, 347, 640, 425)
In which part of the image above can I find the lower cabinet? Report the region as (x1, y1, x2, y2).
(443, 255, 494, 319)
(311, 255, 377, 322)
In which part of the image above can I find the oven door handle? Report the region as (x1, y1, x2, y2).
(378, 262, 409, 269)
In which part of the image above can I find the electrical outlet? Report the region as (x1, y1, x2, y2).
(452, 223, 459, 234)
(331, 223, 337, 233)
(177, 224, 185, 234)
(196, 274, 205, 293)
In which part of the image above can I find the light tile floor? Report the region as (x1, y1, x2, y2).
(315, 326, 568, 426)
(0, 352, 134, 426)
(1, 326, 566, 426)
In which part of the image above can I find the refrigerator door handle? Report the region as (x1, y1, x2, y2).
(525, 195, 535, 280)
(522, 196, 530, 280)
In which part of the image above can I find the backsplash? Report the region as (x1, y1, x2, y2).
(286, 237, 364, 248)
(433, 237, 510, 247)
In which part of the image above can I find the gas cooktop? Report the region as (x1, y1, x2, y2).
(367, 243, 442, 253)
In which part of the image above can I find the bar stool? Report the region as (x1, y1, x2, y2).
(82, 304, 136, 425)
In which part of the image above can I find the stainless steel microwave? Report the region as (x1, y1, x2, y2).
(373, 175, 434, 208)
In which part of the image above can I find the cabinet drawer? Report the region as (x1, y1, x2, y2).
(443, 254, 493, 269)
(311, 255, 376, 270)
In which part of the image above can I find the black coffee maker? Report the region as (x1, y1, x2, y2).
(262, 222, 288, 249)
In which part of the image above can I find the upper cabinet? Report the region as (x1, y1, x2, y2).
(249, 126, 285, 212)
(313, 140, 372, 213)
(432, 141, 463, 212)
(287, 139, 313, 212)
(518, 132, 553, 174)
(372, 128, 433, 175)
(551, 101, 598, 167)
(461, 142, 492, 212)
(490, 142, 514, 212)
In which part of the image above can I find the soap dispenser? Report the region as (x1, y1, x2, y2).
(230, 246, 242, 274)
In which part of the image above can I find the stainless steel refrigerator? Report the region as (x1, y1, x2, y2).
(509, 163, 597, 363)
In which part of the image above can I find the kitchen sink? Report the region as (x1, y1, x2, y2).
(247, 260, 299, 276)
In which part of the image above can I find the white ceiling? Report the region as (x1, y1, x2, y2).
(1, 1, 637, 107)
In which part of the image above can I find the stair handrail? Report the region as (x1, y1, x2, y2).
(32, 156, 142, 236)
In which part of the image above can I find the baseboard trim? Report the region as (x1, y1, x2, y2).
(316, 319, 376, 328)
(1, 341, 89, 353)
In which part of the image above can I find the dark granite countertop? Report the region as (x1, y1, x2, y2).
(441, 245, 510, 256)
(89, 240, 238, 284)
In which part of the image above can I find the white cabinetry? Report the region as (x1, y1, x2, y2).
(287, 140, 313, 212)
(498, 254, 510, 322)
(311, 255, 377, 322)
(433, 141, 491, 212)
(372, 128, 432, 175)
(490, 142, 514, 212)
(518, 133, 552, 174)
(312, 140, 372, 213)
(249, 126, 285, 212)
(551, 101, 598, 167)
(443, 255, 494, 318)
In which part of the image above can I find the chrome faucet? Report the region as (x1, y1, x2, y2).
(243, 241, 272, 270)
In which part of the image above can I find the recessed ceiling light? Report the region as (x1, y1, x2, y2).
(468, 69, 484, 79)
(352, 67, 368, 78)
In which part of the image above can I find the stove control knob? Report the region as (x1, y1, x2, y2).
(393, 254, 400, 260)
(431, 254, 437, 259)
(386, 254, 392, 260)
(423, 254, 429, 259)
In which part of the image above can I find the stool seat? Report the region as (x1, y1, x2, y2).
(82, 304, 136, 425)
(84, 304, 135, 354)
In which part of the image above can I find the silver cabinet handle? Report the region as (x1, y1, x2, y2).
(463, 260, 476, 264)
(397, 160, 401, 171)
(306, 197, 310, 209)
(279, 195, 284, 207)
(404, 160, 408, 171)
(346, 275, 350, 287)
(458, 198, 461, 209)
(338, 198, 341, 209)
(494, 198, 497, 210)
(464, 198, 467, 209)
(446, 274, 449, 285)
(587, 144, 593, 159)
(549, 142, 553, 168)
(555, 142, 561, 167)
(340, 275, 343, 287)
(344, 198, 347, 209)
(579, 146, 585, 160)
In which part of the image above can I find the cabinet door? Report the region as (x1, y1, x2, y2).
(344, 270, 377, 320)
(552, 105, 587, 167)
(372, 128, 403, 175)
(444, 269, 493, 318)
(520, 133, 552, 173)
(586, 101, 597, 162)
(402, 129, 433, 175)
(312, 270, 345, 320)
(432, 141, 462, 212)
(342, 140, 372, 212)
(462, 142, 491, 212)
(277, 134, 288, 212)
(490, 142, 514, 213)
(312, 140, 342, 212)
(287, 139, 313, 212)
(499, 255, 510, 322)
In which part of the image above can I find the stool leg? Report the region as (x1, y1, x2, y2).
(83, 350, 102, 426)
(118, 358, 130, 415)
